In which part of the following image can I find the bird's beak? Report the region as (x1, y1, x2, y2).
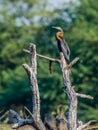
(52, 26, 63, 32)
(52, 26, 59, 30)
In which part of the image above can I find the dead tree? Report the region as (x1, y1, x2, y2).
(10, 42, 95, 130)
(10, 44, 46, 130)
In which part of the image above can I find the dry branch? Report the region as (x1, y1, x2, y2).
(83, 125, 98, 130)
(59, 52, 78, 130)
(76, 93, 93, 99)
(66, 57, 79, 70)
(77, 120, 97, 130)
(10, 42, 94, 130)
(10, 109, 33, 129)
(22, 43, 46, 130)
(23, 49, 60, 63)
(58, 51, 93, 130)
(23, 44, 40, 120)
(11, 43, 46, 130)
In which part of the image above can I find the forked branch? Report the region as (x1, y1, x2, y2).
(58, 51, 94, 130)
(22, 43, 46, 130)
(10, 42, 94, 130)
(11, 43, 46, 130)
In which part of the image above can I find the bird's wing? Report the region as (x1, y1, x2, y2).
(61, 39, 70, 63)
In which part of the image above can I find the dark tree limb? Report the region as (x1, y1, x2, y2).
(9, 109, 33, 129)
(49, 61, 53, 74)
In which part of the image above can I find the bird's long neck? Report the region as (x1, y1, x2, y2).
(55, 31, 64, 52)
(55, 32, 62, 52)
(56, 32, 63, 41)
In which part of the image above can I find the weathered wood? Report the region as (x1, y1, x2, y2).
(59, 52, 94, 130)
(22, 43, 46, 130)
(10, 41, 94, 130)
(59, 53, 77, 130)
(77, 120, 96, 130)
(65, 57, 79, 69)
(23, 44, 40, 119)
(76, 93, 93, 99)
(11, 43, 46, 130)
(9, 109, 33, 129)
(23, 49, 60, 63)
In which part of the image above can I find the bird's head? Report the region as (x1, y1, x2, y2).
(52, 26, 64, 40)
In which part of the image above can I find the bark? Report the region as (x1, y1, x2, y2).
(22, 43, 46, 130)
(59, 52, 94, 130)
(10, 43, 46, 130)
(59, 53, 78, 130)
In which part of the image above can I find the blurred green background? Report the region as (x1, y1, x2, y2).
(0, 0, 98, 124)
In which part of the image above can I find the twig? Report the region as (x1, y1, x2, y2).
(23, 49, 60, 63)
(77, 120, 97, 130)
(66, 57, 79, 70)
(24, 106, 34, 119)
(76, 93, 93, 99)
(84, 125, 98, 130)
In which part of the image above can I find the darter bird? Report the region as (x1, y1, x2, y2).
(53, 26, 70, 64)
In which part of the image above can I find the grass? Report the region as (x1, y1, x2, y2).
(0, 123, 11, 130)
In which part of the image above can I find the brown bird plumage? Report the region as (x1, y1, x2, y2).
(53, 26, 70, 64)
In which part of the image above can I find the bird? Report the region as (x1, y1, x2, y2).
(53, 26, 70, 64)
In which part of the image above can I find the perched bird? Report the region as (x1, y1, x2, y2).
(53, 26, 70, 64)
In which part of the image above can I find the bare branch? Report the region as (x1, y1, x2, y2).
(24, 106, 34, 119)
(25, 44, 40, 119)
(66, 57, 79, 70)
(22, 64, 30, 73)
(84, 125, 98, 130)
(10, 38, 94, 130)
(77, 120, 97, 130)
(30, 43, 37, 74)
(22, 64, 31, 81)
(23, 49, 60, 63)
(76, 93, 93, 99)
(9, 109, 33, 129)
(10, 109, 21, 121)
(22, 43, 46, 130)
(59, 52, 77, 130)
